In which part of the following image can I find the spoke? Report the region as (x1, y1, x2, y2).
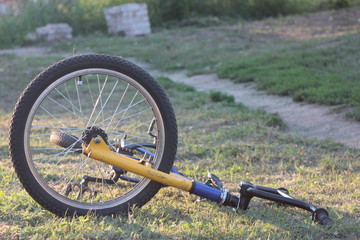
(30, 128, 84, 138)
(92, 159, 134, 202)
(92, 98, 146, 131)
(97, 75, 105, 124)
(50, 155, 89, 188)
(106, 83, 129, 132)
(39, 106, 68, 129)
(93, 160, 114, 202)
(109, 91, 140, 134)
(32, 150, 79, 161)
(75, 77, 83, 116)
(110, 129, 157, 143)
(109, 119, 154, 141)
(110, 119, 152, 137)
(86, 77, 95, 108)
(117, 107, 150, 122)
(91, 78, 119, 127)
(46, 95, 89, 124)
(32, 147, 76, 151)
(64, 82, 76, 115)
(85, 75, 109, 128)
(39, 136, 80, 175)
(125, 130, 158, 142)
(59, 173, 77, 196)
(30, 132, 56, 138)
(54, 87, 89, 121)
(59, 156, 89, 197)
(32, 116, 75, 142)
(36, 139, 81, 171)
(31, 125, 85, 131)
(31, 117, 84, 142)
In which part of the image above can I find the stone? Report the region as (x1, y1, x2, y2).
(104, 3, 151, 37)
(35, 23, 72, 42)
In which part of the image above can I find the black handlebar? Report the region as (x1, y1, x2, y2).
(222, 181, 334, 226)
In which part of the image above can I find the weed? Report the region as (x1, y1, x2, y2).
(209, 90, 235, 104)
(263, 112, 287, 129)
(346, 107, 360, 121)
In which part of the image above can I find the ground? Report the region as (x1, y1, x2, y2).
(0, 7, 359, 240)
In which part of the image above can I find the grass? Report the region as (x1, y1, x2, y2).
(0, 53, 359, 239)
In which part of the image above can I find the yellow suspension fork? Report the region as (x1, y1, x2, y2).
(82, 135, 194, 192)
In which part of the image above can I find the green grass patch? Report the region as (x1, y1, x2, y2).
(218, 34, 360, 107)
(209, 90, 235, 104)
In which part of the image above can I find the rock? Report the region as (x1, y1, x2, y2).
(104, 3, 151, 37)
(34, 23, 72, 42)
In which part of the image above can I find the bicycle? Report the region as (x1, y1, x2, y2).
(9, 54, 332, 225)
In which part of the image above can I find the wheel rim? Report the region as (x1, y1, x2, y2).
(24, 68, 165, 210)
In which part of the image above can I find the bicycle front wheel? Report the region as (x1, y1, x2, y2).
(9, 54, 177, 217)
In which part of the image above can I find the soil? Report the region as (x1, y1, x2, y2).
(1, 7, 360, 148)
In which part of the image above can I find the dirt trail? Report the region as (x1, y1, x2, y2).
(132, 60, 360, 149)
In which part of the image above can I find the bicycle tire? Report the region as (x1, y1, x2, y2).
(9, 54, 177, 217)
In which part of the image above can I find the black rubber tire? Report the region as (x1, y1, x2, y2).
(9, 54, 177, 217)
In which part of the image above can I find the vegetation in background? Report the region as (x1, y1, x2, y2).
(0, 0, 360, 48)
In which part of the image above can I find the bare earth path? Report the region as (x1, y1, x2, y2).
(2, 47, 360, 148)
(133, 60, 360, 149)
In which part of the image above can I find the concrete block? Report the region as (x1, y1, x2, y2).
(104, 3, 151, 37)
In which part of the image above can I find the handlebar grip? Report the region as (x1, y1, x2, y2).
(314, 208, 333, 226)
